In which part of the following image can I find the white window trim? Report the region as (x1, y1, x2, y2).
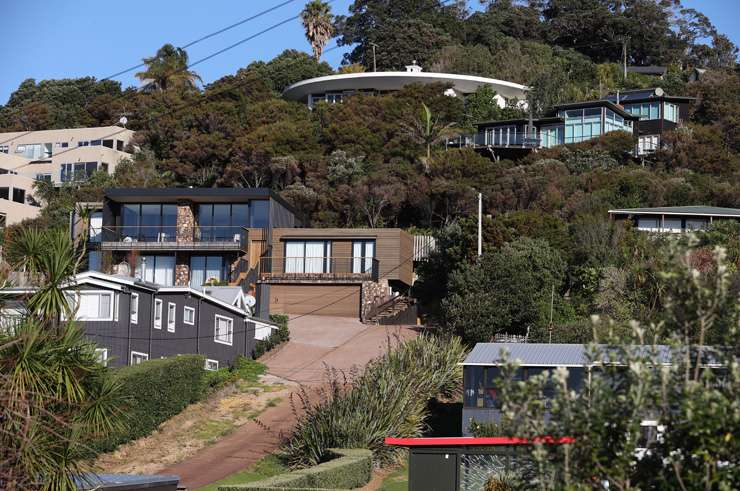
(95, 348, 108, 367)
(114, 293, 119, 322)
(167, 302, 176, 332)
(130, 351, 148, 365)
(214, 314, 233, 346)
(63, 290, 115, 322)
(154, 299, 162, 329)
(205, 359, 219, 371)
(130, 293, 139, 324)
(184, 306, 195, 325)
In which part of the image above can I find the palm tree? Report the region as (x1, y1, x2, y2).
(300, 1, 334, 61)
(1, 226, 123, 489)
(401, 102, 460, 171)
(135, 44, 202, 92)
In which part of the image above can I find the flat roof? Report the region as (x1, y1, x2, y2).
(104, 187, 299, 216)
(282, 71, 528, 102)
(462, 343, 676, 367)
(608, 206, 740, 218)
(553, 100, 638, 120)
(605, 88, 694, 104)
(476, 116, 563, 127)
(385, 436, 574, 447)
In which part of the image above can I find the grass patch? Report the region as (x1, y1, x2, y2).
(193, 419, 235, 443)
(380, 463, 408, 491)
(265, 397, 281, 408)
(194, 455, 287, 491)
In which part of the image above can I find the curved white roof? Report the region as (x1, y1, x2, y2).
(282, 71, 528, 102)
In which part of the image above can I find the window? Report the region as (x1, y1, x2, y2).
(130, 351, 148, 365)
(90, 139, 101, 146)
(130, 293, 139, 324)
(167, 302, 176, 332)
(12, 188, 25, 204)
(66, 291, 114, 321)
(184, 306, 195, 325)
(686, 218, 708, 231)
(121, 203, 177, 242)
(78, 140, 90, 147)
(250, 200, 269, 228)
(197, 203, 249, 241)
(135, 255, 175, 286)
(0, 187, 7, 200)
(352, 240, 375, 274)
(116, 140, 124, 151)
(56, 141, 69, 148)
(625, 102, 660, 120)
(35, 173, 52, 182)
(663, 217, 683, 232)
(214, 315, 233, 345)
(285, 240, 331, 273)
(664, 102, 678, 123)
(205, 359, 219, 371)
(636, 217, 660, 231)
(154, 299, 163, 329)
(0, 145, 8, 153)
(190, 256, 227, 287)
(638, 135, 660, 155)
(0, 307, 24, 334)
(61, 162, 98, 182)
(95, 348, 108, 367)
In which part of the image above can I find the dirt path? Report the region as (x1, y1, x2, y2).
(159, 317, 417, 489)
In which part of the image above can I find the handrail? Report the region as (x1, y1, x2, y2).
(258, 256, 380, 281)
(96, 225, 249, 244)
(364, 294, 411, 321)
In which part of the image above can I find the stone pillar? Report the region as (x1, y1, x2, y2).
(176, 201, 195, 243)
(175, 252, 190, 286)
(360, 279, 389, 320)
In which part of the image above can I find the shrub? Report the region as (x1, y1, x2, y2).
(282, 335, 465, 466)
(219, 448, 372, 491)
(91, 354, 206, 453)
(253, 315, 290, 359)
(204, 356, 267, 391)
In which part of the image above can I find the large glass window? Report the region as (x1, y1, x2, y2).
(198, 203, 249, 241)
(135, 255, 175, 286)
(121, 204, 176, 241)
(250, 200, 269, 228)
(190, 256, 228, 287)
(285, 240, 331, 273)
(214, 315, 233, 345)
(66, 291, 114, 321)
(61, 162, 99, 182)
(664, 102, 678, 123)
(636, 217, 660, 231)
(352, 240, 375, 274)
(625, 102, 660, 120)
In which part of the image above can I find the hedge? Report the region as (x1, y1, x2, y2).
(92, 354, 207, 453)
(253, 314, 290, 359)
(218, 449, 372, 491)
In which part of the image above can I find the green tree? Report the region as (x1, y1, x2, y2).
(401, 102, 460, 170)
(441, 237, 567, 343)
(301, 0, 335, 61)
(135, 44, 202, 92)
(1, 228, 122, 489)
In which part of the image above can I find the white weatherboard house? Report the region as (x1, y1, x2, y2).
(282, 62, 528, 109)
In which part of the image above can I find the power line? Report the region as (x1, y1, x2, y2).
(0, 0, 321, 147)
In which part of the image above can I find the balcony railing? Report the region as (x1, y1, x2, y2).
(446, 132, 542, 149)
(258, 256, 379, 283)
(96, 226, 248, 251)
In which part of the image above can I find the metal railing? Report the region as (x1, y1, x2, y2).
(95, 225, 248, 246)
(258, 256, 379, 282)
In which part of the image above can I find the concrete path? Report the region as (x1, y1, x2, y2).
(159, 316, 416, 489)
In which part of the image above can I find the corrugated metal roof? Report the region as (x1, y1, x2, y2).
(608, 206, 740, 217)
(464, 343, 588, 366)
(463, 343, 681, 366)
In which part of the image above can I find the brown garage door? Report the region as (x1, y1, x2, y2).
(270, 284, 361, 317)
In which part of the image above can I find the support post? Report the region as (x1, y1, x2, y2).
(478, 193, 482, 257)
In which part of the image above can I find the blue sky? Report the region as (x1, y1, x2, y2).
(0, 0, 737, 104)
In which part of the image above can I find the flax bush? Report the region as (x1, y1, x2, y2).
(282, 334, 465, 467)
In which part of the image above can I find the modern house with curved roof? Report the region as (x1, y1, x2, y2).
(282, 62, 528, 108)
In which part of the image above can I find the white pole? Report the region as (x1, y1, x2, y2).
(478, 193, 482, 257)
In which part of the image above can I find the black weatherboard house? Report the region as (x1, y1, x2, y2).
(2, 271, 276, 369)
(77, 187, 300, 316)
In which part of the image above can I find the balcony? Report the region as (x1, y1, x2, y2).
(258, 256, 379, 283)
(95, 226, 248, 252)
(446, 131, 542, 149)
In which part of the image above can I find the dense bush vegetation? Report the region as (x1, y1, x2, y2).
(283, 335, 465, 467)
(92, 354, 207, 453)
(253, 314, 291, 359)
(203, 355, 267, 392)
(220, 448, 372, 491)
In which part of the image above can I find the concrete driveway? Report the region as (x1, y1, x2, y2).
(160, 316, 417, 489)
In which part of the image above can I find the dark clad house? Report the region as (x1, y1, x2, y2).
(2, 271, 275, 369)
(605, 88, 694, 155)
(76, 188, 420, 320)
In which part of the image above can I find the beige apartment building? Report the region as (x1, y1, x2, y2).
(0, 126, 135, 226)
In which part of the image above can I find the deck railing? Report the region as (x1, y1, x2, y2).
(96, 226, 249, 251)
(258, 256, 379, 282)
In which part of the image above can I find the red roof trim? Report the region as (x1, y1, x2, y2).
(384, 436, 574, 447)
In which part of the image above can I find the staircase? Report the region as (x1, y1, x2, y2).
(363, 295, 415, 324)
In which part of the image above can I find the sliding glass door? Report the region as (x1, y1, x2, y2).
(284, 240, 330, 273)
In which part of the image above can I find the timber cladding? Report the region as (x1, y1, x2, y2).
(269, 284, 361, 317)
(269, 228, 414, 286)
